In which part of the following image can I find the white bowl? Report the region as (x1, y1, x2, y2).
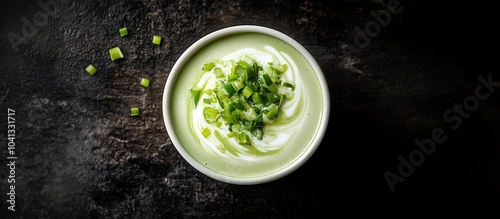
(162, 25, 330, 185)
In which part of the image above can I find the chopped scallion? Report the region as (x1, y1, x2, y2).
(251, 93, 262, 104)
(242, 86, 253, 99)
(119, 27, 128, 37)
(213, 67, 224, 78)
(262, 74, 272, 86)
(190, 89, 201, 108)
(191, 57, 294, 145)
(203, 62, 215, 71)
(265, 104, 278, 120)
(223, 83, 236, 96)
(152, 35, 161, 45)
(202, 127, 211, 138)
(231, 80, 244, 92)
(237, 132, 250, 144)
(109, 47, 124, 61)
(130, 107, 140, 116)
(140, 78, 150, 88)
(86, 64, 97, 75)
(203, 106, 219, 124)
(283, 82, 295, 90)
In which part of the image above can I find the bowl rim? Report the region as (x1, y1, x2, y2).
(162, 25, 330, 185)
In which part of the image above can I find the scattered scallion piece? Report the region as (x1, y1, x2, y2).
(152, 35, 161, 45)
(130, 107, 140, 116)
(109, 47, 124, 61)
(119, 27, 128, 37)
(140, 78, 150, 88)
(86, 64, 97, 75)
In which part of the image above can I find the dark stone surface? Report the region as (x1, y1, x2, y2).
(1, 0, 499, 218)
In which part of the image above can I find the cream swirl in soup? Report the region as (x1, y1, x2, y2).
(189, 45, 305, 161)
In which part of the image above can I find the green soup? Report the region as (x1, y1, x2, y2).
(170, 32, 326, 178)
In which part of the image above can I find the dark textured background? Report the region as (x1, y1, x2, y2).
(1, 0, 499, 218)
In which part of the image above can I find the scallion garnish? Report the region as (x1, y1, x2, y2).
(86, 64, 97, 75)
(202, 127, 211, 138)
(119, 27, 128, 37)
(109, 47, 124, 61)
(213, 67, 224, 78)
(130, 107, 140, 116)
(191, 57, 294, 145)
(140, 78, 150, 88)
(152, 35, 161, 45)
(283, 82, 295, 90)
(190, 88, 201, 108)
(203, 62, 215, 71)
